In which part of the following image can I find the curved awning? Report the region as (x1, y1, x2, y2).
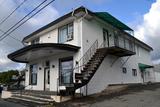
(8, 43, 80, 63)
(138, 63, 154, 71)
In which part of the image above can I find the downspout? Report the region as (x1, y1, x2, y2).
(72, 8, 89, 96)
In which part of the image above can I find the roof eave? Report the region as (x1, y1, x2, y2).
(8, 43, 80, 63)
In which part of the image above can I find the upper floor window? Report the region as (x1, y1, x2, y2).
(31, 38, 39, 45)
(58, 23, 73, 43)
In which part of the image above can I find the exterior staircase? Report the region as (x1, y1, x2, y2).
(63, 40, 109, 95)
(64, 39, 135, 95)
(74, 48, 107, 89)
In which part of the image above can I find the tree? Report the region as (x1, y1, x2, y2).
(0, 70, 19, 84)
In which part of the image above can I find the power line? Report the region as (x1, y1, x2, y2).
(0, 0, 28, 26)
(0, 29, 22, 43)
(0, 0, 48, 39)
(0, 0, 55, 41)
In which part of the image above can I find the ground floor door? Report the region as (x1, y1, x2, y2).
(44, 68, 50, 91)
(59, 57, 73, 85)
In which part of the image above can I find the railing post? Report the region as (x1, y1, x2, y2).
(57, 77, 59, 95)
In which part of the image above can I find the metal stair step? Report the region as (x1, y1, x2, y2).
(85, 63, 98, 67)
(81, 70, 94, 74)
(92, 55, 105, 59)
(72, 47, 107, 90)
(83, 66, 97, 71)
(89, 59, 101, 63)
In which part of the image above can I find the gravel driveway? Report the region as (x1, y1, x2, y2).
(56, 84, 160, 107)
(2, 84, 160, 107)
(90, 85, 160, 107)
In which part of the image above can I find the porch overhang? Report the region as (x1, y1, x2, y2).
(8, 43, 80, 63)
(138, 63, 154, 71)
(106, 46, 136, 57)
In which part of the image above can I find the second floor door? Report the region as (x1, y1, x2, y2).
(103, 29, 109, 47)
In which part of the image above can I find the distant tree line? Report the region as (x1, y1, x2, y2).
(0, 70, 19, 84)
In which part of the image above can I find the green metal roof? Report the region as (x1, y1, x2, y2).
(95, 12, 133, 31)
(138, 63, 153, 71)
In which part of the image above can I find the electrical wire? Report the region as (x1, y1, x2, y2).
(0, 0, 28, 26)
(0, 0, 55, 41)
(0, 29, 22, 43)
(0, 0, 48, 39)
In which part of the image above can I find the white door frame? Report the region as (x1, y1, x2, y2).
(44, 67, 50, 91)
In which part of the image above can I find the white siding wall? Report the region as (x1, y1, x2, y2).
(40, 29, 58, 43)
(155, 72, 160, 82)
(25, 16, 153, 95)
(25, 18, 83, 91)
(25, 52, 77, 91)
(31, 18, 83, 47)
(81, 18, 153, 95)
(82, 19, 115, 54)
(25, 62, 44, 90)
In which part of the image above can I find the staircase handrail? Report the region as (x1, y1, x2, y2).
(73, 40, 98, 73)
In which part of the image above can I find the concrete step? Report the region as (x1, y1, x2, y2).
(7, 92, 54, 106)
(12, 94, 53, 102)
(12, 92, 51, 99)
(11, 96, 49, 104)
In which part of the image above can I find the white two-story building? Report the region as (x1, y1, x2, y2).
(8, 6, 154, 96)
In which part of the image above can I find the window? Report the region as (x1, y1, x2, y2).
(59, 57, 73, 84)
(58, 23, 73, 43)
(122, 67, 127, 74)
(31, 38, 39, 45)
(132, 69, 137, 76)
(30, 64, 38, 85)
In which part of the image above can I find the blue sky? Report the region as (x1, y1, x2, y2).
(0, 0, 159, 71)
(51, 0, 155, 26)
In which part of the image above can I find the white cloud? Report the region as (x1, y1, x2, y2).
(134, 0, 160, 64)
(28, 5, 59, 26)
(0, 0, 59, 71)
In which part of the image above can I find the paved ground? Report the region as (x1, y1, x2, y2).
(0, 99, 27, 107)
(55, 84, 160, 107)
(0, 94, 27, 107)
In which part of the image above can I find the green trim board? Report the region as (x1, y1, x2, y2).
(138, 63, 153, 71)
(95, 12, 133, 31)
